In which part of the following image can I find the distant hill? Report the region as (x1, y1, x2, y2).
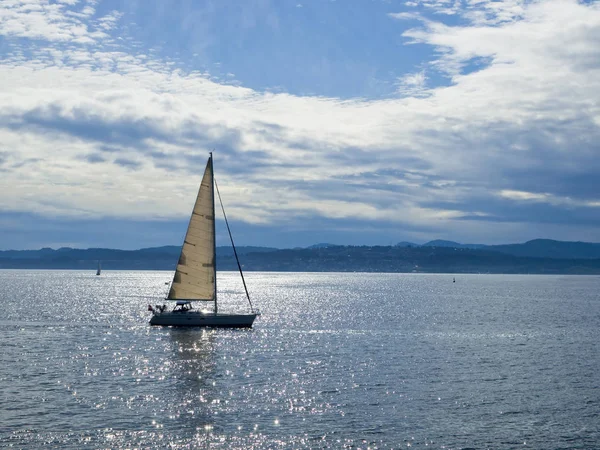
(215, 246, 279, 257)
(395, 241, 419, 247)
(422, 239, 462, 248)
(1, 239, 600, 273)
(400, 238, 600, 259)
(219, 245, 600, 274)
(0, 245, 279, 270)
(488, 239, 600, 259)
(306, 243, 340, 249)
(422, 240, 487, 249)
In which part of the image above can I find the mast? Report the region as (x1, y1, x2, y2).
(210, 152, 218, 314)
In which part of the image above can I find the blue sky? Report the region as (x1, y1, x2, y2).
(1, 0, 600, 250)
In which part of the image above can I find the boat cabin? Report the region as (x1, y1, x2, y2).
(173, 300, 193, 312)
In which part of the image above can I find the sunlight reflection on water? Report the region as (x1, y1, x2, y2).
(0, 271, 599, 448)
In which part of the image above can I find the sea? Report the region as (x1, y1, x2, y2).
(0, 270, 598, 449)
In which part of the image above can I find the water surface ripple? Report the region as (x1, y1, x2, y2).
(1, 271, 598, 448)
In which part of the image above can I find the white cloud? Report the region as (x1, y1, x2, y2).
(0, 0, 600, 243)
(402, 0, 525, 23)
(499, 190, 600, 209)
(0, 0, 118, 43)
(396, 70, 429, 97)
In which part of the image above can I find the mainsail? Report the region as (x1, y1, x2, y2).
(167, 157, 215, 301)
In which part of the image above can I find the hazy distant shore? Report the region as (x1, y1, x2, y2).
(1, 240, 600, 274)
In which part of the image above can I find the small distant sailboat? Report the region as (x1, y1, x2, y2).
(96, 261, 101, 276)
(148, 153, 258, 328)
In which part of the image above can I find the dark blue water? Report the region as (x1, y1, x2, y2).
(1, 271, 598, 449)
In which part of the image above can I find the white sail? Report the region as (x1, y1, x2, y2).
(167, 158, 215, 301)
(149, 153, 258, 327)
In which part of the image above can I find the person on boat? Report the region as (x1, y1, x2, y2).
(173, 302, 188, 312)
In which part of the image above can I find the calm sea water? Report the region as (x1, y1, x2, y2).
(0, 271, 598, 449)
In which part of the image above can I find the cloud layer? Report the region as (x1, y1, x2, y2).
(1, 0, 599, 248)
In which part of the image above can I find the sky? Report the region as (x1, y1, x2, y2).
(1, 0, 599, 250)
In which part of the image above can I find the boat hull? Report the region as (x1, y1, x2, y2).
(150, 311, 257, 328)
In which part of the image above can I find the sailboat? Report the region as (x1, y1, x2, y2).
(149, 153, 259, 328)
(96, 261, 101, 276)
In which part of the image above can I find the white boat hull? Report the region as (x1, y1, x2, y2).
(150, 311, 257, 328)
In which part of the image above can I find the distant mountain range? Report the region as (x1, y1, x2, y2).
(1, 239, 600, 274)
(399, 238, 600, 259)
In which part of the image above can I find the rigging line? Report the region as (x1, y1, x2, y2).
(214, 177, 255, 313)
